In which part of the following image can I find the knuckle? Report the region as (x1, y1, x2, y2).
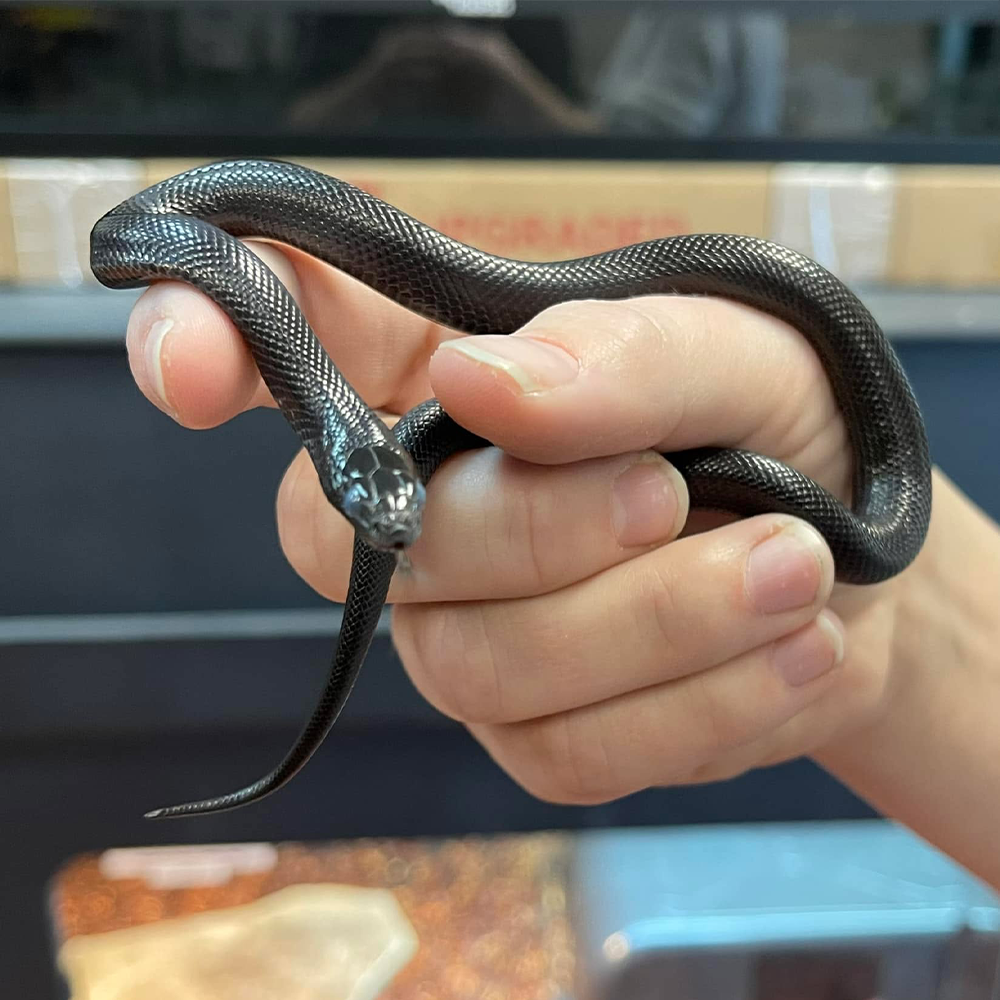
(683, 744, 761, 785)
(684, 668, 767, 763)
(683, 676, 732, 760)
(398, 603, 508, 724)
(529, 298, 606, 328)
(518, 485, 552, 594)
(828, 630, 888, 717)
(529, 298, 663, 356)
(491, 463, 559, 594)
(514, 714, 623, 806)
(616, 299, 690, 363)
(630, 560, 687, 675)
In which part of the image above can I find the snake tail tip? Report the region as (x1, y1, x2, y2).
(144, 806, 187, 820)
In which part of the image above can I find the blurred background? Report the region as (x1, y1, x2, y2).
(3, 1, 1000, 997)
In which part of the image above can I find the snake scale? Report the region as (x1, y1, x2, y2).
(90, 159, 932, 818)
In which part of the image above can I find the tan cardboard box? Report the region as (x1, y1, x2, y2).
(0, 168, 16, 283)
(143, 158, 215, 187)
(145, 157, 771, 260)
(888, 166, 1000, 287)
(767, 163, 897, 285)
(6, 159, 145, 285)
(26, 157, 1000, 289)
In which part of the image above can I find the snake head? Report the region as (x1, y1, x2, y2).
(341, 445, 426, 552)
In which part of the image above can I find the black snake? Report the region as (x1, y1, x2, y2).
(90, 159, 932, 819)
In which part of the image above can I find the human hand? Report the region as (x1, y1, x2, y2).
(125, 239, 903, 805)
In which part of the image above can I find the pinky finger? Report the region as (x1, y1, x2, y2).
(469, 611, 846, 806)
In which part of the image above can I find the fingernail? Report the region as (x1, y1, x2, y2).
(437, 335, 579, 394)
(773, 611, 845, 687)
(612, 459, 684, 547)
(143, 317, 174, 414)
(746, 521, 829, 615)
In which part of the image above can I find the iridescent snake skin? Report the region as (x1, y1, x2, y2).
(90, 159, 932, 819)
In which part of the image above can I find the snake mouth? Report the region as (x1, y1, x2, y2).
(364, 510, 423, 552)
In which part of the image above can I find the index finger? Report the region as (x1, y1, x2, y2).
(125, 240, 455, 430)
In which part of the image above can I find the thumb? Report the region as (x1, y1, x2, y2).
(427, 296, 850, 499)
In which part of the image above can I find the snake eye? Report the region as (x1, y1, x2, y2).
(345, 445, 380, 481)
(341, 480, 373, 525)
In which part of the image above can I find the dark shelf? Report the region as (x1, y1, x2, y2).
(5, 285, 1000, 346)
(7, 126, 1000, 164)
(2, 0, 999, 16)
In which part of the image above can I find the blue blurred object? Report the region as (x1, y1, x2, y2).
(572, 820, 1000, 1000)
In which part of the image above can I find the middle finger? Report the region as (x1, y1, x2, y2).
(394, 511, 834, 725)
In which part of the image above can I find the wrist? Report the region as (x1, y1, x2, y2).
(815, 468, 1000, 887)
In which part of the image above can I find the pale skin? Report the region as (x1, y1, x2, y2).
(126, 240, 1000, 889)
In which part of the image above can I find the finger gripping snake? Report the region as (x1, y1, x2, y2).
(90, 159, 932, 819)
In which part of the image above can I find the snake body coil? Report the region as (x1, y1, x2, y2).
(90, 159, 932, 818)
